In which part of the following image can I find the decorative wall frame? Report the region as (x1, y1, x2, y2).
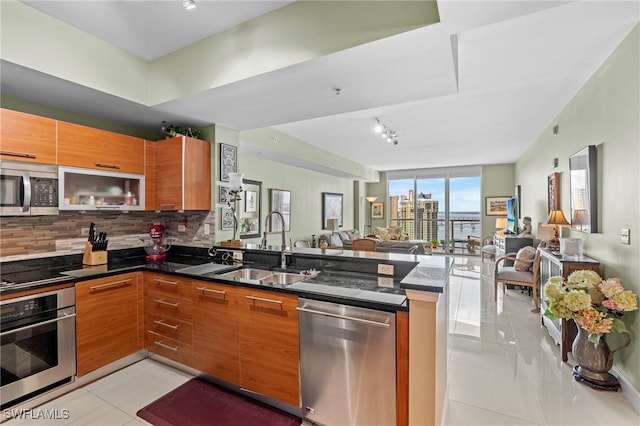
(239, 179, 261, 239)
(547, 172, 560, 213)
(269, 189, 291, 232)
(219, 143, 237, 182)
(322, 192, 343, 229)
(218, 186, 230, 204)
(371, 201, 384, 219)
(485, 196, 510, 216)
(569, 145, 597, 233)
(221, 207, 235, 230)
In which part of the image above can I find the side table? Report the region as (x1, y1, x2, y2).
(538, 248, 600, 362)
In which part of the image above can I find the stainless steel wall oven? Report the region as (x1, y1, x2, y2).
(0, 287, 76, 409)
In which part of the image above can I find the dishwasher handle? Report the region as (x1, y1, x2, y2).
(296, 306, 390, 328)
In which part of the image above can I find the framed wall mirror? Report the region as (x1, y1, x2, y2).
(239, 179, 261, 239)
(569, 145, 597, 233)
(269, 189, 291, 232)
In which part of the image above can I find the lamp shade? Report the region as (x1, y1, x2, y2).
(495, 217, 508, 229)
(327, 218, 339, 231)
(544, 209, 570, 226)
(572, 209, 589, 225)
(366, 196, 378, 203)
(228, 173, 244, 192)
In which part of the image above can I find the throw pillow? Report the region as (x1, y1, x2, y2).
(514, 246, 537, 271)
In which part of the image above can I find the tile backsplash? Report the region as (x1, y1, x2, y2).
(0, 210, 216, 259)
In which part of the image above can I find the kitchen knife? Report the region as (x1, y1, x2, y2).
(88, 223, 95, 243)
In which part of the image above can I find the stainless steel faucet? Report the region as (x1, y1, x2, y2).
(262, 210, 287, 269)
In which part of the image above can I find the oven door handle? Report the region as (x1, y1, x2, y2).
(0, 312, 76, 337)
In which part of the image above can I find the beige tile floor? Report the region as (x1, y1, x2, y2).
(3, 256, 639, 425)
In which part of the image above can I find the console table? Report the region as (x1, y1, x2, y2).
(538, 248, 600, 362)
(494, 235, 533, 266)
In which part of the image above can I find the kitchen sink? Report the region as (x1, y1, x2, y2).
(175, 263, 236, 276)
(218, 268, 274, 281)
(261, 272, 306, 285)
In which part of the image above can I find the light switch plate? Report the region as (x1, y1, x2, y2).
(621, 228, 630, 245)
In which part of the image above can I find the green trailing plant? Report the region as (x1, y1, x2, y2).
(161, 122, 203, 139)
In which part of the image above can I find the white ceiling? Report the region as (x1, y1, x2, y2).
(4, 0, 639, 175)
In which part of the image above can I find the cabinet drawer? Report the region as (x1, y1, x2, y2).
(145, 292, 192, 321)
(145, 312, 192, 345)
(146, 331, 193, 365)
(144, 272, 191, 299)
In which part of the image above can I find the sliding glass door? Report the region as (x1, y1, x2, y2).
(387, 167, 481, 253)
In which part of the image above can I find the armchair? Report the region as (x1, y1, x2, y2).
(494, 246, 541, 312)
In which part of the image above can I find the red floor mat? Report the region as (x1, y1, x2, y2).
(136, 378, 300, 426)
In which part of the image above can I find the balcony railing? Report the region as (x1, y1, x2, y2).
(389, 217, 481, 252)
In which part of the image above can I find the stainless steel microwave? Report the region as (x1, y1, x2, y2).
(0, 160, 59, 216)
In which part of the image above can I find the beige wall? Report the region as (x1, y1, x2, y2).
(481, 164, 516, 239)
(516, 24, 640, 392)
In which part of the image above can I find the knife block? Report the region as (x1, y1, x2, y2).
(83, 242, 107, 266)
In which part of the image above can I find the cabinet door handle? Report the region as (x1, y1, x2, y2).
(153, 298, 179, 308)
(245, 295, 283, 305)
(154, 319, 180, 330)
(95, 162, 120, 169)
(196, 287, 226, 296)
(89, 279, 132, 292)
(154, 278, 178, 286)
(153, 340, 179, 352)
(0, 150, 37, 159)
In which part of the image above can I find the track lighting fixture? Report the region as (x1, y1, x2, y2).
(373, 117, 398, 145)
(183, 0, 196, 10)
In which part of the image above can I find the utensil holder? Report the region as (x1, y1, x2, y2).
(83, 242, 107, 265)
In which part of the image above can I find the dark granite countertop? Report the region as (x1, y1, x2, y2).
(1, 246, 451, 311)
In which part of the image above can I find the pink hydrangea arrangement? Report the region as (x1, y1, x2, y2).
(544, 270, 638, 344)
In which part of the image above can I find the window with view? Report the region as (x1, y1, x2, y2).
(388, 168, 481, 252)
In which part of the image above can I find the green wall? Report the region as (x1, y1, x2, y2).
(481, 164, 515, 239)
(230, 154, 356, 246)
(516, 24, 640, 392)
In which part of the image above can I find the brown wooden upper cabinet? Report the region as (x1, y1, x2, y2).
(0, 108, 57, 164)
(58, 121, 145, 174)
(150, 135, 211, 211)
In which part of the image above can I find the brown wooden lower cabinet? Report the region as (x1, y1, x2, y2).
(191, 280, 240, 385)
(76, 272, 142, 376)
(238, 287, 300, 407)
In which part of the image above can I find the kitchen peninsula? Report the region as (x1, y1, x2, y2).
(0, 245, 451, 425)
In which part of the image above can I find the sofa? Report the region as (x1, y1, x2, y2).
(319, 228, 426, 254)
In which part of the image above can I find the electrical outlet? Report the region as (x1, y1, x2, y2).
(233, 251, 243, 262)
(621, 228, 630, 245)
(377, 264, 394, 276)
(204, 224, 210, 235)
(377, 277, 394, 287)
(80, 227, 89, 237)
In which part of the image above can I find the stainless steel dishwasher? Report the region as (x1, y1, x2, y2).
(297, 298, 396, 426)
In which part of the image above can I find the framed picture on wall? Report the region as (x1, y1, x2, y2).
(371, 202, 384, 219)
(221, 207, 235, 230)
(322, 192, 343, 229)
(219, 143, 237, 182)
(548, 172, 560, 213)
(218, 186, 230, 204)
(485, 196, 510, 216)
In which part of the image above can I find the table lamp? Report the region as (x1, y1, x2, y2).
(495, 217, 507, 235)
(327, 218, 339, 235)
(572, 209, 589, 231)
(543, 209, 570, 249)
